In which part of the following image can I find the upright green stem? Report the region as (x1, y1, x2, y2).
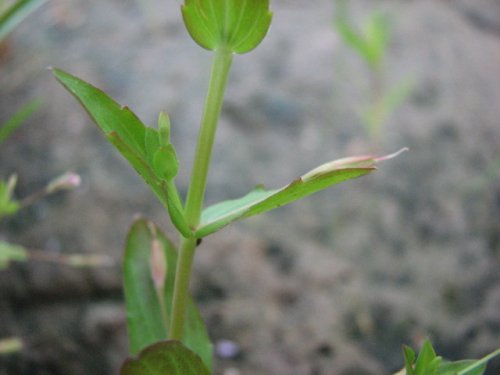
(169, 236, 196, 340)
(169, 47, 233, 340)
(184, 47, 234, 226)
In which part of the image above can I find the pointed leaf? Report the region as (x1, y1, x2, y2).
(401, 344, 499, 375)
(124, 220, 169, 353)
(52, 68, 147, 157)
(120, 341, 210, 375)
(335, 17, 368, 62)
(124, 219, 212, 370)
(334, 4, 389, 69)
(454, 348, 500, 375)
(0, 0, 47, 41)
(52, 68, 192, 238)
(415, 340, 441, 375)
(403, 345, 416, 375)
(196, 151, 408, 238)
(0, 98, 42, 145)
(334, 1, 371, 65)
(362, 11, 390, 68)
(438, 360, 486, 375)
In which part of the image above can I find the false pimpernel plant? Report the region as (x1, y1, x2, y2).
(52, 0, 498, 373)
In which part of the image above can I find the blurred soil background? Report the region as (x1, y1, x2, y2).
(1, 0, 499, 374)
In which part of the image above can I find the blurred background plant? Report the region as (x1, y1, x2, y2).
(0, 0, 112, 356)
(334, 0, 413, 148)
(0, 0, 46, 145)
(0, 0, 47, 41)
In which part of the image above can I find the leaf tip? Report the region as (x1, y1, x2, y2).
(375, 147, 409, 162)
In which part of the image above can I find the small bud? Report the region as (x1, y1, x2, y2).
(182, 0, 272, 54)
(150, 237, 167, 290)
(6, 174, 17, 194)
(46, 172, 81, 194)
(153, 144, 179, 181)
(158, 111, 171, 146)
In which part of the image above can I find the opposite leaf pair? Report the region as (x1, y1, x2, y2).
(53, 68, 396, 241)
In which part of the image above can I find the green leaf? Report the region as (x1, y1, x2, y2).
(52, 68, 147, 157)
(0, 175, 19, 219)
(120, 341, 210, 375)
(454, 348, 500, 375)
(0, 98, 42, 145)
(362, 11, 390, 68)
(438, 360, 486, 375)
(335, 16, 368, 63)
(401, 343, 499, 375)
(334, 3, 390, 69)
(0, 241, 28, 269)
(158, 111, 171, 146)
(415, 340, 442, 375)
(52, 68, 192, 238)
(181, 0, 272, 54)
(403, 345, 416, 375)
(123, 219, 212, 370)
(197, 151, 407, 238)
(0, 0, 47, 41)
(123, 220, 167, 354)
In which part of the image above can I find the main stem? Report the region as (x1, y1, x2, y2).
(169, 47, 233, 340)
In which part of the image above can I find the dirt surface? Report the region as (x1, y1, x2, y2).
(1, 0, 499, 374)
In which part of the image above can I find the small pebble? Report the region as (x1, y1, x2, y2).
(215, 339, 241, 359)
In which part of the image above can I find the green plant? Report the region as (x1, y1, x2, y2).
(0, 0, 47, 145)
(0, 171, 115, 270)
(0, 0, 47, 41)
(334, 0, 412, 145)
(0, 0, 87, 271)
(51, 0, 498, 373)
(0, 99, 41, 145)
(0, 172, 114, 353)
(395, 340, 500, 375)
(0, 0, 115, 356)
